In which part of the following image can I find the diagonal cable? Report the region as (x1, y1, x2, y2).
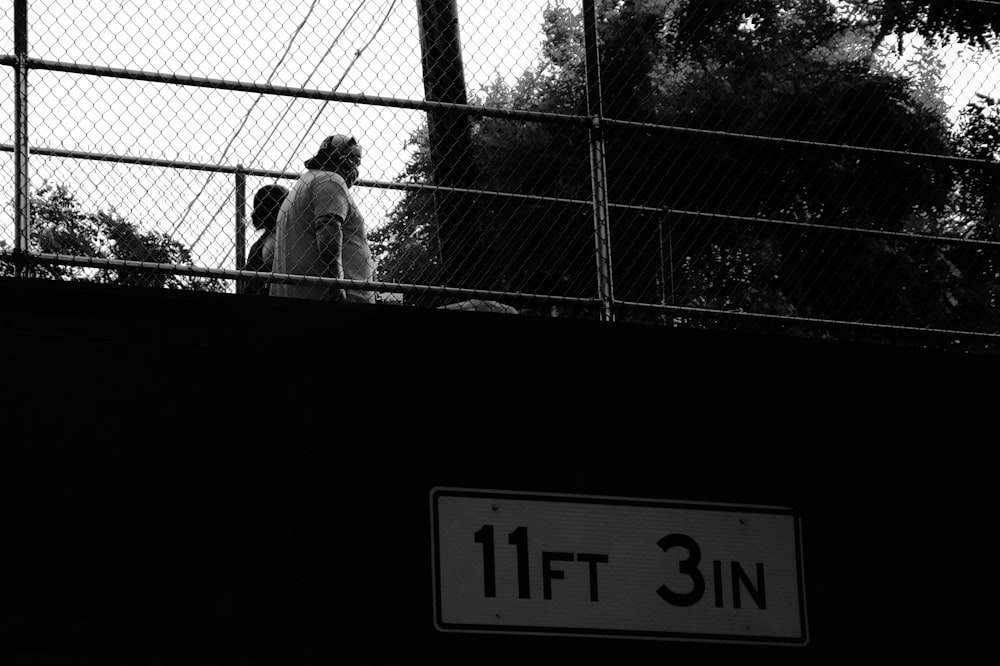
(192, 0, 371, 250)
(280, 0, 401, 174)
(171, 0, 322, 239)
(192, 0, 400, 252)
(248, 0, 370, 171)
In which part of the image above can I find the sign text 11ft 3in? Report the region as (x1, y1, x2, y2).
(431, 488, 807, 645)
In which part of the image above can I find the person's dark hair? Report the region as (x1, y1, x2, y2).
(251, 184, 288, 232)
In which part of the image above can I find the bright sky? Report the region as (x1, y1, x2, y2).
(0, 0, 552, 271)
(878, 37, 1000, 122)
(1, 1, 999, 277)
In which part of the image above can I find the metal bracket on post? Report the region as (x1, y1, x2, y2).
(583, 0, 614, 322)
(13, 0, 30, 278)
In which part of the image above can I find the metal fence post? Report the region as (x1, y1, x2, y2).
(583, 0, 614, 321)
(658, 212, 675, 327)
(235, 165, 246, 295)
(13, 0, 30, 278)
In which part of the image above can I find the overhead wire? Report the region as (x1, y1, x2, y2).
(191, 0, 371, 248)
(280, 0, 402, 174)
(171, 0, 323, 239)
(247, 0, 370, 172)
(192, 0, 401, 250)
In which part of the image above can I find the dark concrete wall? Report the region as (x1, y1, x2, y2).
(1, 277, 992, 664)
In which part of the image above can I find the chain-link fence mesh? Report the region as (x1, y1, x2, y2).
(2, 0, 1000, 350)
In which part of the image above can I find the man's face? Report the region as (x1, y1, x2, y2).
(343, 158, 360, 188)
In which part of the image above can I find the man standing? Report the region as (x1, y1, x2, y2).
(270, 134, 375, 303)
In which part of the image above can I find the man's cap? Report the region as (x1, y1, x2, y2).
(305, 134, 362, 170)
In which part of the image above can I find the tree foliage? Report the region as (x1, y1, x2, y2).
(870, 0, 1000, 49)
(374, 0, 999, 343)
(1, 183, 225, 292)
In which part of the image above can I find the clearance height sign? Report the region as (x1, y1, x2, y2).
(431, 488, 807, 645)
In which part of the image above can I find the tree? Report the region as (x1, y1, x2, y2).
(1, 183, 225, 292)
(374, 0, 999, 346)
(867, 0, 1000, 50)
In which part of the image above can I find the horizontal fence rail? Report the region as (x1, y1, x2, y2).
(3, 249, 603, 310)
(3, 0, 1000, 351)
(23, 57, 591, 126)
(6, 245, 995, 345)
(13, 142, 997, 248)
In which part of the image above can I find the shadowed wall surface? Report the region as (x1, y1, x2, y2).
(1, 277, 992, 665)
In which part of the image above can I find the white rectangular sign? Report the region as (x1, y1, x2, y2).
(431, 488, 807, 645)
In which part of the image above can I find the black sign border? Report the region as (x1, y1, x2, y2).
(430, 487, 809, 647)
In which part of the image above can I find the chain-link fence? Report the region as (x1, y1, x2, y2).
(2, 0, 1000, 350)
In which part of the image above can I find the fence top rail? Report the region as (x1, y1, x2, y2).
(11, 57, 996, 174)
(16, 57, 590, 127)
(7, 58, 996, 172)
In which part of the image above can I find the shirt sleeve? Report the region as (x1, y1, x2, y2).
(311, 174, 350, 292)
(312, 173, 350, 224)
